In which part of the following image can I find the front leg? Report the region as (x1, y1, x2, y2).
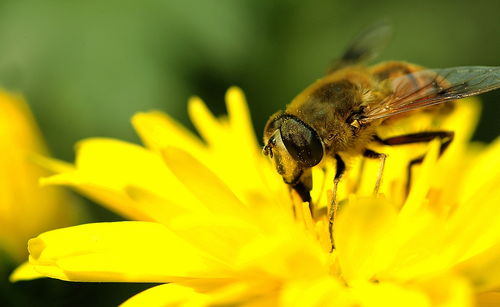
(328, 154, 345, 250)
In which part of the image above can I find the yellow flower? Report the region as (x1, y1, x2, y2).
(0, 90, 80, 263)
(12, 87, 500, 306)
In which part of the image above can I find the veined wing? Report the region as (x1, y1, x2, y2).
(360, 66, 500, 122)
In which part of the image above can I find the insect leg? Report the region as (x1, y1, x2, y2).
(362, 149, 387, 194)
(374, 131, 454, 194)
(328, 154, 345, 250)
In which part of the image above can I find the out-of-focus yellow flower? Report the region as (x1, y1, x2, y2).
(12, 87, 500, 306)
(0, 90, 79, 263)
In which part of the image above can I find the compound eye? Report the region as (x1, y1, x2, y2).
(280, 117, 324, 167)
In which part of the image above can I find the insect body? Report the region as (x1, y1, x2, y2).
(263, 24, 500, 206)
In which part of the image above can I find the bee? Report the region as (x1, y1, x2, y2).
(263, 23, 500, 219)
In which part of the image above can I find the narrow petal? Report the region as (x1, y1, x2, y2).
(186, 94, 285, 208)
(10, 261, 46, 281)
(352, 282, 430, 307)
(124, 185, 208, 226)
(188, 96, 224, 148)
(460, 137, 500, 202)
(401, 140, 440, 218)
(182, 279, 280, 307)
(334, 196, 398, 283)
(412, 275, 473, 307)
(225, 87, 260, 156)
(41, 138, 202, 221)
(28, 222, 231, 282)
(122, 280, 280, 307)
(31, 153, 75, 174)
(42, 174, 156, 221)
(280, 277, 354, 307)
(224, 87, 278, 200)
(73, 138, 178, 196)
(440, 98, 480, 146)
(441, 179, 500, 261)
(167, 214, 259, 265)
(132, 111, 205, 155)
(0, 90, 79, 261)
(456, 242, 500, 292)
(162, 146, 250, 219)
(236, 227, 327, 280)
(121, 283, 209, 307)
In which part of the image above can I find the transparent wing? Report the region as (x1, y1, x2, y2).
(328, 21, 392, 73)
(360, 66, 500, 122)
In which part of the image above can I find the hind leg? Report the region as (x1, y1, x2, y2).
(374, 131, 454, 194)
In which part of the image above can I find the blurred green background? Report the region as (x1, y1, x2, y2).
(0, 0, 499, 306)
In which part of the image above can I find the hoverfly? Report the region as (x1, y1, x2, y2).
(263, 23, 500, 227)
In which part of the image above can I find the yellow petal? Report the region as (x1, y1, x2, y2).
(460, 137, 500, 203)
(413, 274, 473, 307)
(280, 277, 354, 307)
(456, 242, 500, 292)
(120, 283, 209, 307)
(334, 196, 398, 283)
(224, 87, 274, 196)
(0, 90, 79, 261)
(225, 87, 260, 157)
(42, 173, 156, 221)
(10, 261, 46, 282)
(122, 280, 280, 307)
(183, 279, 280, 307)
(73, 138, 179, 196)
(167, 214, 259, 265)
(41, 138, 202, 221)
(162, 146, 250, 219)
(401, 140, 440, 218)
(124, 185, 208, 226)
(352, 281, 430, 307)
(185, 92, 285, 209)
(188, 96, 224, 148)
(31, 153, 75, 174)
(440, 98, 481, 146)
(28, 222, 231, 282)
(443, 179, 500, 261)
(0, 90, 47, 153)
(236, 228, 327, 281)
(132, 111, 205, 155)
